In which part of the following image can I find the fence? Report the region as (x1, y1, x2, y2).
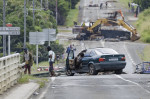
(0, 53, 24, 94)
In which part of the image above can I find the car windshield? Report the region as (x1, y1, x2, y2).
(96, 48, 118, 54)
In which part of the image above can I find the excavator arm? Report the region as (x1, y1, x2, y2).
(87, 18, 118, 32)
(117, 19, 140, 41)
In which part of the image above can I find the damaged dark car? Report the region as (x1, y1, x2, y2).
(66, 48, 126, 76)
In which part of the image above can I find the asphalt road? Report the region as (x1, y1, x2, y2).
(31, 0, 150, 99)
(36, 75, 150, 99)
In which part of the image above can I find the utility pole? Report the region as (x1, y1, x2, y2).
(70, 0, 71, 10)
(56, 0, 57, 25)
(41, 0, 43, 9)
(6, 23, 12, 55)
(33, 0, 35, 25)
(3, 0, 6, 56)
(24, 0, 27, 48)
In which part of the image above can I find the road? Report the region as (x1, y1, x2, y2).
(36, 75, 150, 99)
(31, 0, 150, 99)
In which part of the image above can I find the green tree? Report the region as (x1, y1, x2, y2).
(65, 0, 80, 9)
(48, 0, 69, 25)
(133, 0, 150, 10)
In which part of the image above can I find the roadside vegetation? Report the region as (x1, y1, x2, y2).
(135, 9, 150, 43)
(65, 2, 79, 27)
(0, 0, 79, 57)
(138, 45, 150, 62)
(118, 0, 130, 8)
(18, 74, 48, 88)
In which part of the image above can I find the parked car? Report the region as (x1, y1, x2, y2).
(66, 48, 126, 76)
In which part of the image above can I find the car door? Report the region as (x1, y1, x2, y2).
(81, 50, 92, 71)
(66, 50, 74, 70)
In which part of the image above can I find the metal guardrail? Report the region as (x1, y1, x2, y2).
(0, 53, 24, 94)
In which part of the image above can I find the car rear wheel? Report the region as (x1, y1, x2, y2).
(66, 69, 74, 76)
(115, 69, 122, 74)
(89, 64, 98, 75)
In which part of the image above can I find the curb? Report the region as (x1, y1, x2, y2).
(23, 83, 40, 99)
(3, 82, 40, 99)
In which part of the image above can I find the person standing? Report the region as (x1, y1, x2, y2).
(128, 2, 130, 8)
(105, 2, 108, 9)
(100, 3, 103, 9)
(66, 45, 71, 54)
(47, 46, 56, 77)
(23, 48, 33, 75)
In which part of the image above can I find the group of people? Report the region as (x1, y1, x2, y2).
(23, 44, 76, 76)
(23, 46, 56, 77)
(128, 2, 140, 17)
(66, 44, 76, 54)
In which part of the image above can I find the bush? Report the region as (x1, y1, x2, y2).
(136, 8, 150, 43)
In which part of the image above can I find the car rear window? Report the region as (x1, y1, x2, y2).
(96, 48, 118, 54)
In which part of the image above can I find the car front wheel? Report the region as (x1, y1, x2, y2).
(66, 69, 75, 76)
(89, 64, 98, 75)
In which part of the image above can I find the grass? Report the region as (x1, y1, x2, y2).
(58, 30, 72, 33)
(18, 74, 48, 88)
(135, 8, 150, 43)
(138, 45, 150, 62)
(118, 0, 131, 8)
(38, 61, 49, 67)
(65, 2, 79, 27)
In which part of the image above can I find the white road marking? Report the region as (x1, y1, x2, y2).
(38, 77, 56, 99)
(124, 42, 136, 65)
(116, 75, 150, 94)
(100, 39, 105, 47)
(52, 84, 137, 87)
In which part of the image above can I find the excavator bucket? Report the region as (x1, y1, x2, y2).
(131, 33, 140, 41)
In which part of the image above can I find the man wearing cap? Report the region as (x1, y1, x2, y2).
(23, 48, 33, 74)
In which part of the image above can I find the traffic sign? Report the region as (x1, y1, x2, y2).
(29, 32, 45, 45)
(0, 27, 20, 35)
(43, 28, 56, 34)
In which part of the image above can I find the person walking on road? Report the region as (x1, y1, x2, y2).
(105, 2, 108, 9)
(23, 48, 33, 75)
(100, 3, 103, 9)
(47, 46, 56, 77)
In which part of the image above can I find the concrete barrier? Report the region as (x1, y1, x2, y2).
(0, 53, 23, 94)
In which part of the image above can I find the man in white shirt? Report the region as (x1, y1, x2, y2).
(47, 46, 56, 77)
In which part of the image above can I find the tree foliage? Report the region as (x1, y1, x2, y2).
(133, 0, 150, 10)
(0, 0, 79, 58)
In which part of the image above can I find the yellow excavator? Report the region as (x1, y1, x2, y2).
(73, 10, 140, 41)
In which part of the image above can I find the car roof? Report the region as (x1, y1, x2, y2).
(88, 48, 118, 54)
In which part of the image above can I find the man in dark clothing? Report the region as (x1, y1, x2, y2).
(66, 46, 71, 54)
(128, 2, 130, 8)
(100, 3, 103, 9)
(23, 48, 33, 75)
